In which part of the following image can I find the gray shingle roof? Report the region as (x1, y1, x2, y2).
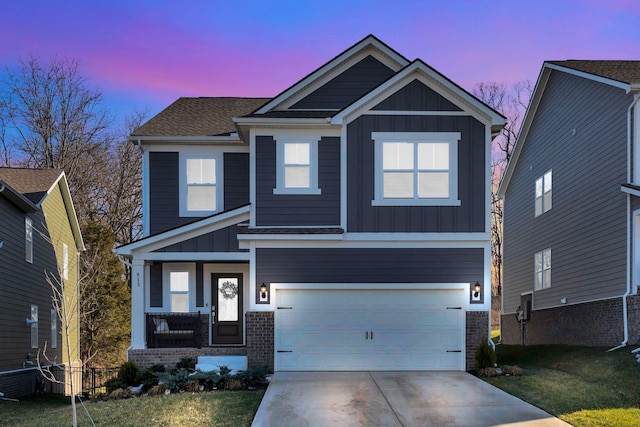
(0, 167, 62, 204)
(547, 60, 640, 85)
(132, 97, 271, 137)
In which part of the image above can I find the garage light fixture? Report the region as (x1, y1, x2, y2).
(471, 282, 482, 303)
(260, 283, 269, 302)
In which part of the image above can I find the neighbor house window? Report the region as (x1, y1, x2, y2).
(535, 170, 552, 216)
(534, 248, 552, 290)
(169, 271, 190, 313)
(274, 138, 320, 195)
(372, 132, 461, 206)
(62, 243, 69, 280)
(51, 308, 57, 349)
(30, 305, 38, 348)
(180, 156, 219, 216)
(25, 218, 33, 263)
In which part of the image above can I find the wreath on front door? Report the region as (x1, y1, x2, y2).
(219, 280, 238, 300)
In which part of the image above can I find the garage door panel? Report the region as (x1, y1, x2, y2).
(276, 289, 465, 371)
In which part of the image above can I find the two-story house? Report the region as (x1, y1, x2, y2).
(0, 168, 84, 398)
(498, 61, 640, 347)
(116, 35, 505, 372)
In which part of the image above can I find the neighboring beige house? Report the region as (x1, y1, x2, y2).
(0, 167, 84, 398)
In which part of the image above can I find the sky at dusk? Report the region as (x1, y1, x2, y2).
(1, 0, 638, 121)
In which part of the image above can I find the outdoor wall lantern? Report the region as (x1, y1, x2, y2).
(259, 283, 269, 302)
(471, 282, 482, 303)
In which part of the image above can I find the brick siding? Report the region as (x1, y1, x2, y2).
(500, 295, 640, 347)
(246, 311, 274, 370)
(128, 347, 247, 370)
(466, 311, 489, 370)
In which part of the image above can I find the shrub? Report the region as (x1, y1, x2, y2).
(235, 365, 270, 388)
(224, 379, 244, 391)
(118, 361, 141, 386)
(474, 336, 497, 371)
(104, 377, 127, 394)
(139, 364, 166, 391)
(147, 384, 167, 396)
(155, 368, 194, 393)
(175, 357, 195, 371)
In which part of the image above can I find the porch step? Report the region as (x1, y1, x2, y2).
(196, 356, 247, 374)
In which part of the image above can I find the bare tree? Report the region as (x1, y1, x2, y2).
(474, 81, 532, 311)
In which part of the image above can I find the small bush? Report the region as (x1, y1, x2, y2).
(474, 336, 497, 371)
(118, 361, 141, 386)
(139, 364, 166, 391)
(104, 377, 127, 394)
(502, 365, 523, 376)
(175, 357, 196, 371)
(147, 384, 167, 396)
(235, 365, 270, 388)
(156, 368, 194, 393)
(108, 388, 132, 400)
(224, 379, 244, 391)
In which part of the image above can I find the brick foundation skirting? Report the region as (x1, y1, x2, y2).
(500, 295, 640, 347)
(128, 347, 247, 370)
(246, 311, 274, 371)
(466, 311, 489, 371)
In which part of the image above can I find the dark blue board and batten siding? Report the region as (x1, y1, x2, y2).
(148, 152, 250, 235)
(255, 136, 340, 226)
(290, 55, 396, 110)
(347, 79, 486, 232)
(503, 70, 630, 313)
(256, 248, 484, 285)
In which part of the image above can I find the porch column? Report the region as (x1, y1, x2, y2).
(131, 258, 146, 349)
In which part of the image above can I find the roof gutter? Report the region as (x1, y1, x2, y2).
(609, 91, 640, 352)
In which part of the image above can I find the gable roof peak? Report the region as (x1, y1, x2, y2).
(545, 60, 640, 87)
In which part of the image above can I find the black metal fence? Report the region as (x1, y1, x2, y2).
(82, 367, 119, 396)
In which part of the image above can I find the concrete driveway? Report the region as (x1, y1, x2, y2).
(251, 371, 570, 427)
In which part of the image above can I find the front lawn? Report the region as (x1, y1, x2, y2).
(0, 390, 264, 427)
(486, 344, 640, 427)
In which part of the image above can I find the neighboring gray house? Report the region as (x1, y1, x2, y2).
(116, 35, 505, 371)
(0, 168, 84, 398)
(499, 61, 640, 347)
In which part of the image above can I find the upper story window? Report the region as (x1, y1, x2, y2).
(535, 170, 552, 217)
(51, 308, 57, 349)
(372, 132, 461, 206)
(274, 138, 320, 195)
(180, 156, 220, 217)
(25, 218, 33, 263)
(534, 248, 551, 290)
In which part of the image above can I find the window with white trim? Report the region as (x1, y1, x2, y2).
(51, 308, 57, 349)
(274, 138, 320, 195)
(25, 218, 33, 263)
(169, 271, 190, 313)
(30, 305, 38, 348)
(372, 132, 460, 206)
(535, 170, 552, 217)
(180, 156, 219, 216)
(534, 248, 551, 290)
(62, 243, 69, 280)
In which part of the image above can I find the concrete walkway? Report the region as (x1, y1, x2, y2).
(251, 371, 571, 427)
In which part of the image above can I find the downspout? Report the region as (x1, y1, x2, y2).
(609, 92, 640, 352)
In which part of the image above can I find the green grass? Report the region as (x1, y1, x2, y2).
(486, 345, 640, 427)
(0, 390, 264, 427)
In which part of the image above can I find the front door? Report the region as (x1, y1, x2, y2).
(211, 274, 243, 344)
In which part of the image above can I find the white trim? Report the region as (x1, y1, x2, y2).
(238, 231, 489, 243)
(179, 154, 222, 217)
(241, 238, 489, 250)
(116, 206, 250, 255)
(139, 252, 250, 262)
(141, 144, 150, 237)
(250, 129, 257, 226)
(340, 126, 348, 230)
(130, 135, 244, 144)
(362, 110, 471, 116)
(372, 132, 461, 206)
(254, 36, 408, 114)
(544, 62, 631, 93)
(273, 136, 320, 195)
(331, 62, 505, 128)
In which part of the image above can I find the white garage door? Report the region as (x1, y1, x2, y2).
(275, 289, 465, 371)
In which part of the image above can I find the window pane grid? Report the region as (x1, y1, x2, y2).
(283, 142, 311, 188)
(534, 249, 551, 290)
(382, 141, 450, 199)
